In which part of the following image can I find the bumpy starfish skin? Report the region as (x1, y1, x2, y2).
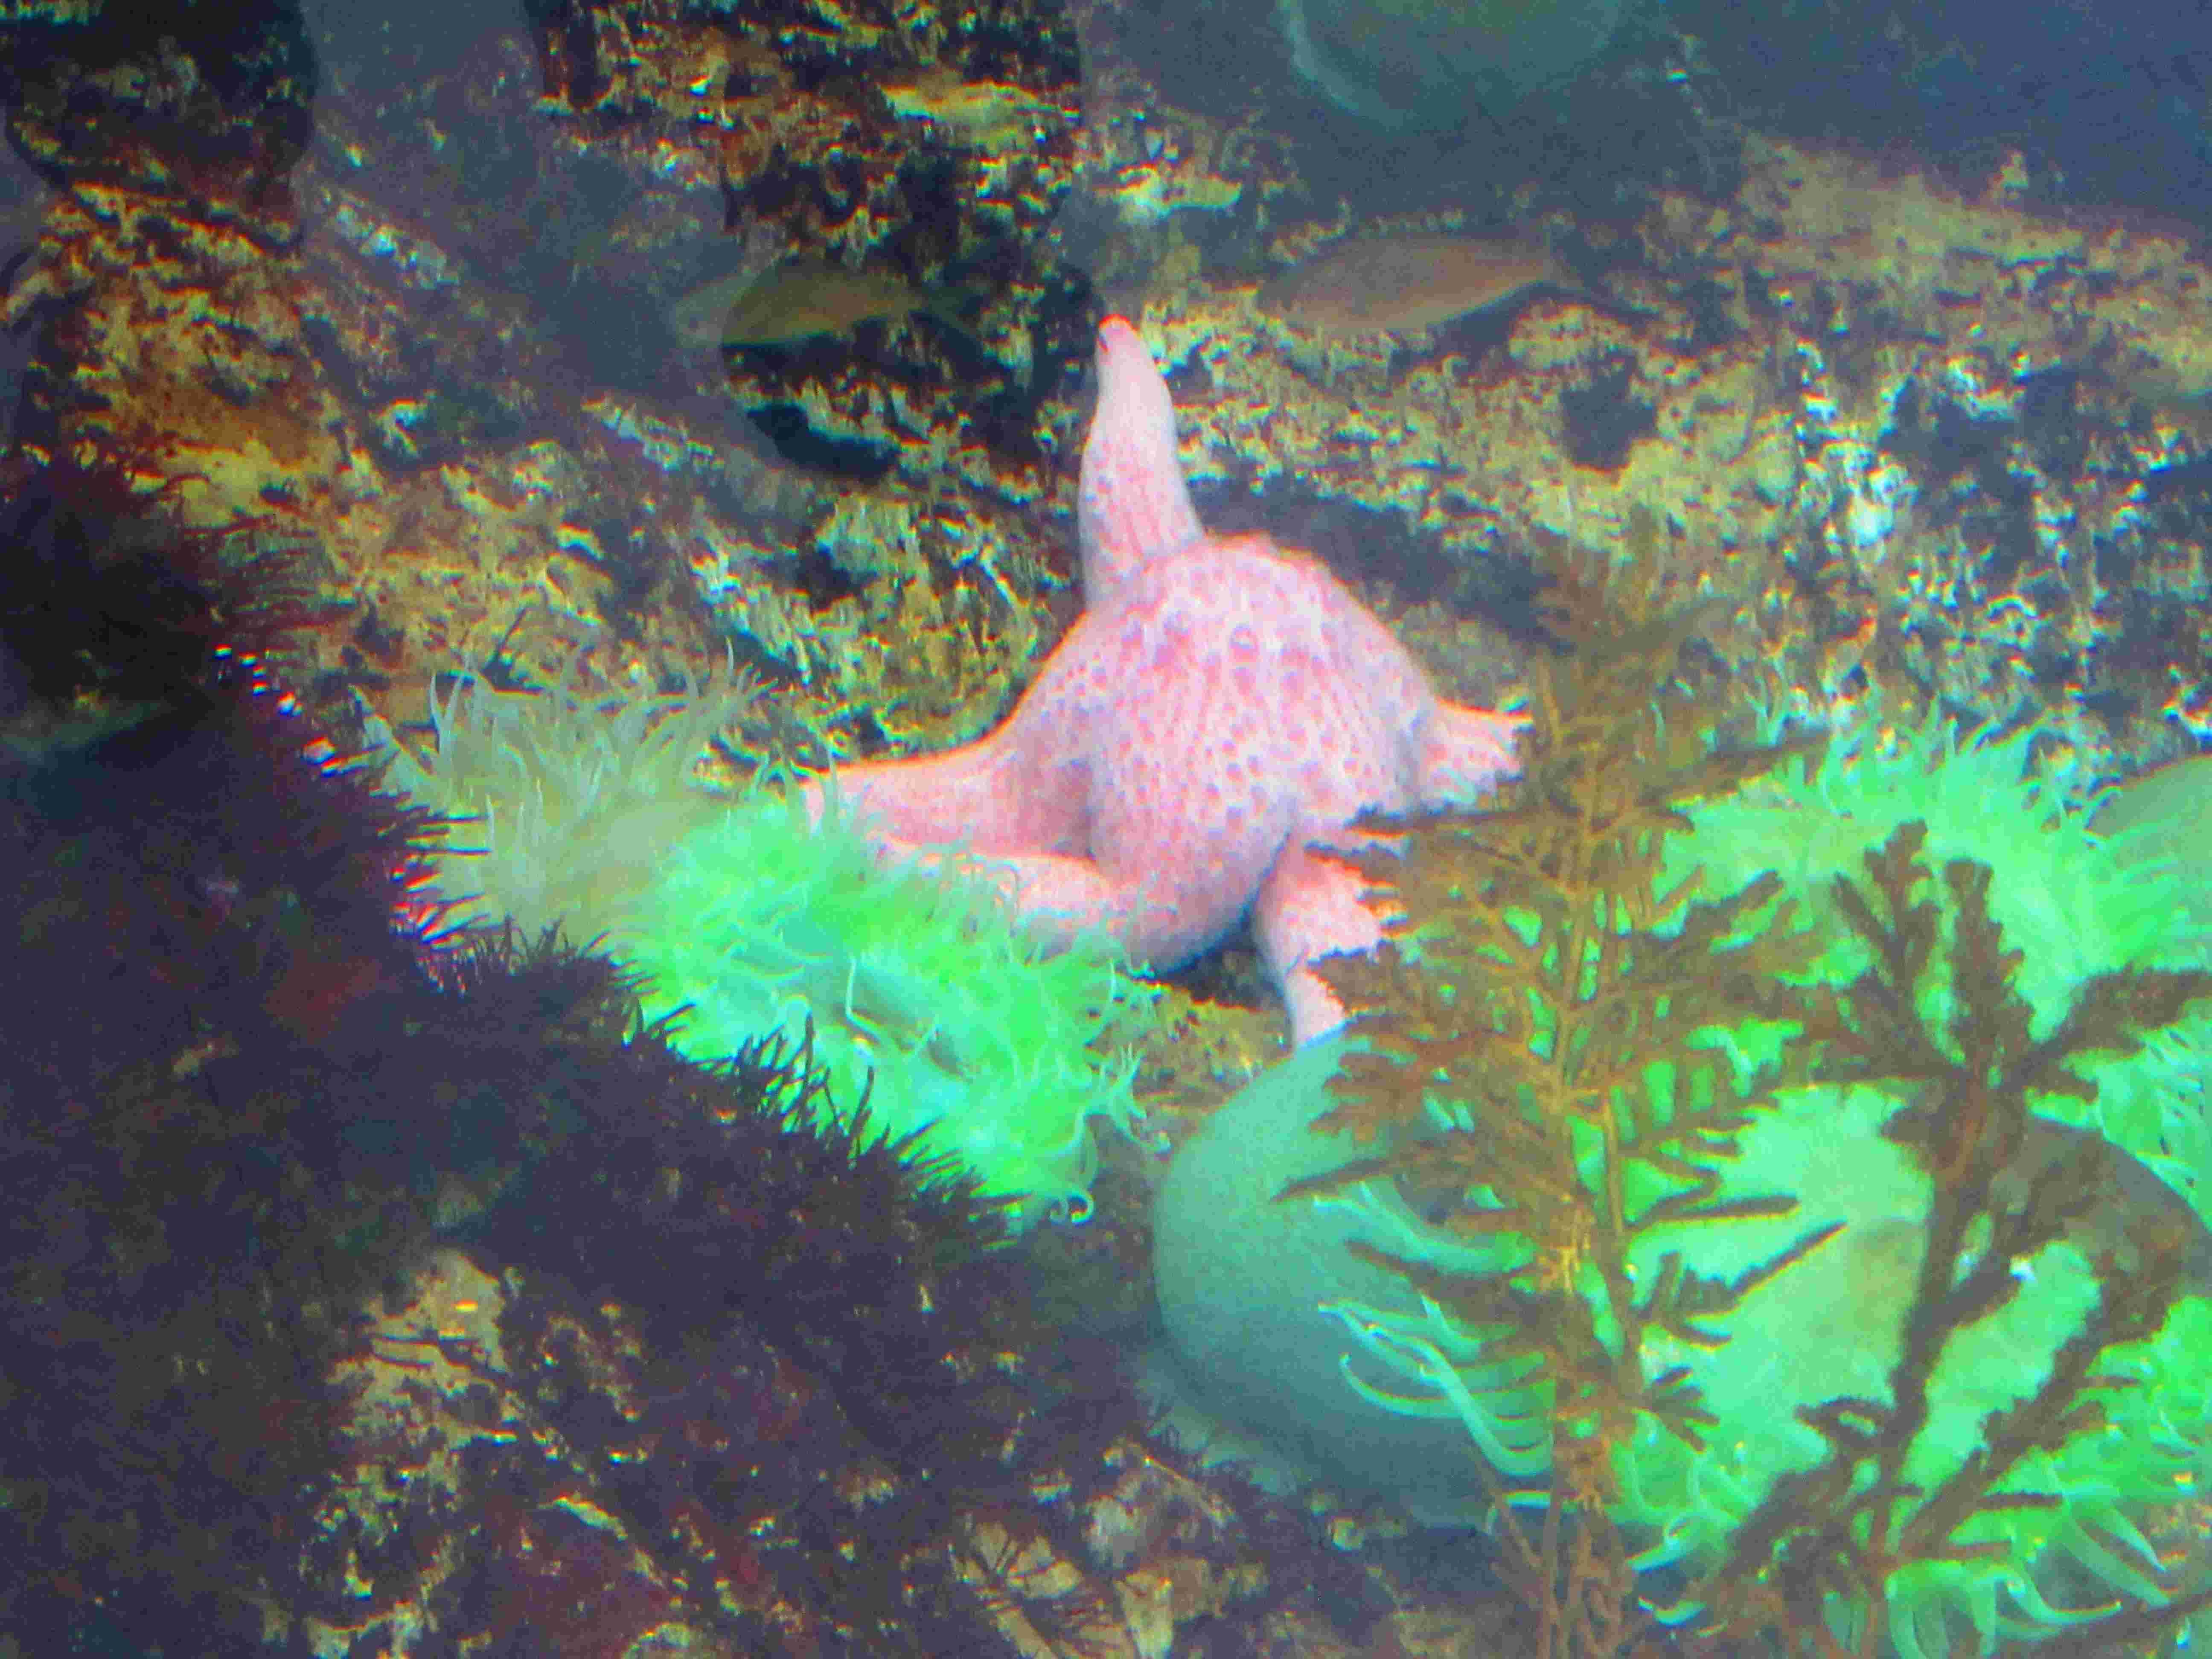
(809, 316, 1522, 1044)
(1076, 311, 1202, 606)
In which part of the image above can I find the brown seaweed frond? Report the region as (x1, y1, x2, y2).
(1694, 824, 2212, 1653)
(1302, 557, 1833, 1656)
(1305, 544, 2212, 1655)
(1318, 559, 1818, 1148)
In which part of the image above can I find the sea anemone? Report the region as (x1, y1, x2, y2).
(365, 662, 1155, 1227)
(358, 655, 755, 943)
(1674, 707, 2212, 1209)
(624, 792, 1153, 1228)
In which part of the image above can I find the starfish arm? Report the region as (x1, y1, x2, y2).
(791, 319, 1526, 1058)
(1417, 701, 1527, 807)
(1253, 838, 1403, 1047)
(1077, 316, 1204, 607)
(805, 722, 1090, 856)
(966, 848, 1143, 951)
(842, 836, 1198, 972)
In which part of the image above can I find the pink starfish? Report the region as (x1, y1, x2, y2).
(806, 316, 1522, 1045)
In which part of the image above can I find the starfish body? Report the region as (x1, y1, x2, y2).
(810, 317, 1522, 1044)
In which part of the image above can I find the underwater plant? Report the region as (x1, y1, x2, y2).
(1634, 830, 2212, 1656)
(1153, 580, 1818, 1535)
(1674, 703, 2212, 1218)
(1305, 567, 2212, 1656)
(1157, 557, 2212, 1656)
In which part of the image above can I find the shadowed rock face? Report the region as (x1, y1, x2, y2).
(0, 0, 318, 205)
(0, 0, 1101, 774)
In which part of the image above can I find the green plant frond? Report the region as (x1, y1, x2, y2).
(1664, 728, 1829, 808)
(1941, 859, 2034, 1077)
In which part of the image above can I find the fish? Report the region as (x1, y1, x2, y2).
(2003, 1117, 2212, 1294)
(666, 258, 972, 349)
(1255, 233, 1579, 337)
